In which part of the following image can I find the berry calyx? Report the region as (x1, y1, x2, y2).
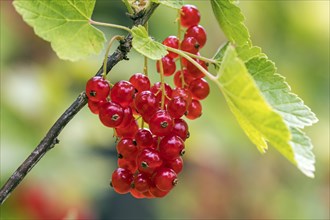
(149, 110, 174, 137)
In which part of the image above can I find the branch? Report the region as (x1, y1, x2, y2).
(0, 2, 159, 205)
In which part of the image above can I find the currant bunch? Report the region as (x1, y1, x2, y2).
(85, 4, 209, 199)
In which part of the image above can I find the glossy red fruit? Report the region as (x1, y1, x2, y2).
(99, 101, 124, 128)
(134, 90, 158, 116)
(185, 99, 202, 120)
(153, 168, 178, 191)
(185, 25, 207, 48)
(86, 76, 110, 102)
(110, 81, 135, 107)
(149, 110, 174, 137)
(87, 100, 104, 114)
(186, 58, 207, 78)
(117, 106, 134, 128)
(180, 5, 200, 28)
(116, 120, 139, 138)
(133, 173, 151, 193)
(149, 183, 169, 198)
(165, 157, 183, 174)
(129, 73, 151, 92)
(181, 37, 200, 54)
(172, 118, 189, 141)
(156, 56, 176, 76)
(167, 97, 187, 119)
(173, 69, 195, 88)
(150, 82, 172, 105)
(118, 158, 137, 173)
(189, 78, 210, 100)
(130, 188, 145, 199)
(111, 168, 133, 194)
(159, 134, 185, 160)
(172, 87, 193, 107)
(135, 128, 154, 149)
(116, 138, 138, 159)
(162, 36, 179, 59)
(137, 148, 163, 175)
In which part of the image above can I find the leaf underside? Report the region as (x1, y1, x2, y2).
(13, 0, 105, 61)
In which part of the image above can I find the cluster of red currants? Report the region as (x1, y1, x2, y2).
(85, 4, 209, 199)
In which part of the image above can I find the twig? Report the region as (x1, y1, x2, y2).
(0, 2, 159, 205)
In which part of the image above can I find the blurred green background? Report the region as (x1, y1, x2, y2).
(1, 0, 329, 219)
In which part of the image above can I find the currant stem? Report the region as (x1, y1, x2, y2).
(159, 59, 166, 110)
(103, 36, 125, 77)
(90, 20, 132, 33)
(122, 0, 134, 14)
(177, 9, 185, 88)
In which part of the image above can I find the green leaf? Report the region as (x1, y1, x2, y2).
(218, 44, 292, 155)
(13, 0, 106, 61)
(210, 0, 251, 46)
(150, 0, 184, 9)
(131, 25, 168, 60)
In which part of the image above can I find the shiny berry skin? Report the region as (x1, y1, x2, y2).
(159, 134, 185, 160)
(180, 5, 200, 28)
(118, 158, 137, 173)
(156, 56, 176, 76)
(150, 82, 173, 105)
(186, 99, 202, 120)
(129, 73, 151, 92)
(149, 110, 174, 137)
(181, 37, 200, 54)
(167, 97, 187, 119)
(116, 138, 138, 159)
(173, 69, 195, 88)
(172, 87, 193, 107)
(186, 58, 207, 78)
(165, 157, 183, 174)
(149, 183, 169, 198)
(137, 148, 163, 175)
(110, 81, 135, 107)
(134, 90, 158, 116)
(99, 101, 124, 128)
(133, 173, 151, 193)
(111, 168, 133, 194)
(116, 119, 139, 138)
(189, 78, 210, 100)
(87, 100, 104, 114)
(117, 106, 134, 128)
(153, 168, 178, 191)
(86, 76, 110, 102)
(185, 25, 207, 48)
(162, 36, 179, 59)
(135, 128, 154, 149)
(172, 118, 190, 141)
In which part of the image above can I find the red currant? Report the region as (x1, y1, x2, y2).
(162, 36, 179, 59)
(116, 138, 138, 159)
(117, 106, 134, 128)
(153, 168, 178, 191)
(115, 119, 139, 138)
(172, 87, 193, 107)
(159, 134, 185, 160)
(149, 110, 174, 137)
(172, 118, 190, 141)
(186, 58, 207, 78)
(86, 76, 110, 102)
(180, 5, 201, 28)
(99, 101, 124, 128)
(129, 73, 150, 92)
(167, 97, 187, 119)
(134, 90, 158, 116)
(173, 69, 195, 88)
(181, 37, 200, 54)
(137, 148, 163, 175)
(165, 157, 183, 174)
(87, 99, 104, 114)
(156, 56, 176, 76)
(110, 81, 135, 107)
(185, 99, 202, 120)
(185, 25, 207, 48)
(133, 173, 151, 193)
(149, 182, 169, 198)
(111, 168, 133, 194)
(150, 82, 173, 105)
(189, 78, 210, 100)
(130, 188, 145, 199)
(118, 158, 137, 173)
(135, 128, 154, 149)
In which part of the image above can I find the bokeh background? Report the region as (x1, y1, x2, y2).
(1, 0, 329, 219)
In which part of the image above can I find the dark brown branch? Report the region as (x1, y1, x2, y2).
(0, 2, 159, 205)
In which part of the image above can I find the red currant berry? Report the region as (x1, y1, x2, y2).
(116, 138, 138, 159)
(159, 134, 185, 160)
(165, 157, 183, 174)
(149, 110, 174, 137)
(172, 118, 190, 141)
(156, 56, 176, 76)
(117, 106, 134, 128)
(110, 80, 135, 107)
(133, 173, 151, 193)
(162, 36, 179, 59)
(129, 73, 151, 92)
(135, 128, 154, 149)
(118, 158, 137, 173)
(186, 58, 207, 78)
(150, 82, 173, 105)
(116, 119, 139, 138)
(99, 101, 124, 128)
(172, 87, 193, 107)
(173, 69, 195, 88)
(185, 25, 207, 48)
(111, 168, 133, 194)
(149, 182, 169, 198)
(167, 97, 187, 119)
(181, 37, 200, 54)
(134, 90, 158, 116)
(188, 78, 210, 100)
(87, 100, 104, 114)
(137, 148, 163, 175)
(185, 99, 202, 120)
(153, 168, 178, 191)
(130, 188, 145, 199)
(180, 5, 201, 28)
(86, 76, 110, 102)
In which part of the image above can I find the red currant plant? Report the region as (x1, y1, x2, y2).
(0, 0, 318, 202)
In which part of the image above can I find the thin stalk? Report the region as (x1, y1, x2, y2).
(159, 59, 166, 110)
(143, 22, 149, 76)
(122, 0, 134, 14)
(103, 36, 125, 77)
(177, 9, 185, 87)
(90, 20, 132, 33)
